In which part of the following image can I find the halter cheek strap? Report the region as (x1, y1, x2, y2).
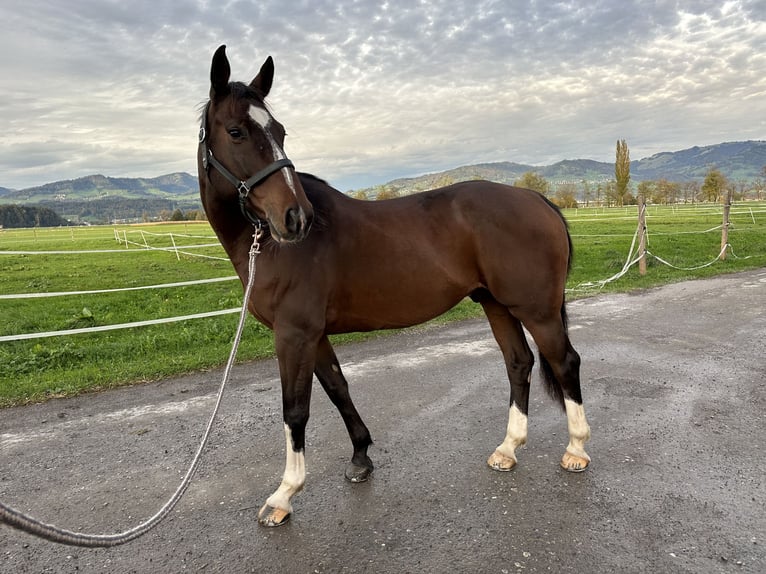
(199, 103, 294, 226)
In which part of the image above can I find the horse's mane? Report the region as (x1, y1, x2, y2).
(296, 172, 329, 186)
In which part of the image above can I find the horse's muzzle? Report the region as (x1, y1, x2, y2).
(277, 206, 313, 243)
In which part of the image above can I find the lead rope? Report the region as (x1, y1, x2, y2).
(0, 226, 263, 547)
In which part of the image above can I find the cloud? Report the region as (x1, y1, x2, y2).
(0, 0, 764, 191)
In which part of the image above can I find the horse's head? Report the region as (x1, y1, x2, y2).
(199, 45, 313, 243)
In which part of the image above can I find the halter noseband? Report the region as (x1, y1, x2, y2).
(199, 102, 294, 227)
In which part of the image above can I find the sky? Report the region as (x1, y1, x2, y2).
(1, 0, 765, 191)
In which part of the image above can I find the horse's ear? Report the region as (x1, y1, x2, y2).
(250, 56, 274, 98)
(210, 45, 230, 98)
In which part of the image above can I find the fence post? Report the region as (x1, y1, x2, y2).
(169, 233, 181, 261)
(638, 195, 647, 275)
(720, 189, 732, 260)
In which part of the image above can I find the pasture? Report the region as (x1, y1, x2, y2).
(1, 201, 764, 407)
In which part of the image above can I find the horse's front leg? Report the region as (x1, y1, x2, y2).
(314, 335, 373, 482)
(257, 328, 318, 527)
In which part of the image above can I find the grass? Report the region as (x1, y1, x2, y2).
(1, 203, 765, 407)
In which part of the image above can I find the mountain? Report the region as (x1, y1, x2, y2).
(0, 173, 202, 224)
(1, 141, 764, 223)
(1, 172, 199, 203)
(356, 141, 766, 196)
(631, 141, 766, 181)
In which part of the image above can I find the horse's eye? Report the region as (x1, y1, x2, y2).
(228, 128, 244, 139)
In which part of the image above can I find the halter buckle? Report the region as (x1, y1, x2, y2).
(237, 181, 251, 198)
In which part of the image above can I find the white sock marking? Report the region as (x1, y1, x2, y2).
(564, 398, 591, 460)
(496, 402, 528, 461)
(265, 424, 306, 512)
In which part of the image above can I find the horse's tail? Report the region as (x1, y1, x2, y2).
(538, 195, 573, 411)
(538, 302, 568, 411)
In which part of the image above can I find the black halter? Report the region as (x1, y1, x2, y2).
(199, 102, 294, 227)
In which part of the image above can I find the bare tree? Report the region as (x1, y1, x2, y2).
(554, 183, 579, 208)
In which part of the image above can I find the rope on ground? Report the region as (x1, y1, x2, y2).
(568, 219, 643, 291)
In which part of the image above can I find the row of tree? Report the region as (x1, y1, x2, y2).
(155, 209, 207, 222)
(0, 205, 70, 228)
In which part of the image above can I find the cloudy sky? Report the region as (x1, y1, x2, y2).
(1, 0, 765, 191)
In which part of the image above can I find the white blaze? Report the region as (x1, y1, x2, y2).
(249, 104, 297, 196)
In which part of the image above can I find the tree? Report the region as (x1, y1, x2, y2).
(0, 205, 69, 228)
(603, 181, 618, 206)
(642, 178, 681, 204)
(434, 174, 455, 188)
(553, 183, 579, 208)
(595, 183, 604, 206)
(514, 172, 550, 196)
(637, 180, 655, 203)
(615, 139, 630, 207)
(701, 168, 728, 202)
(681, 180, 700, 203)
(581, 179, 594, 206)
(349, 189, 370, 200)
(658, 179, 681, 204)
(752, 165, 766, 200)
(375, 185, 399, 200)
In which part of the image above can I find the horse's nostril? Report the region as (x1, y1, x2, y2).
(285, 207, 308, 238)
(286, 208, 299, 232)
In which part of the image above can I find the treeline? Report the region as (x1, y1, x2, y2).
(514, 167, 766, 208)
(37, 198, 203, 224)
(0, 205, 70, 228)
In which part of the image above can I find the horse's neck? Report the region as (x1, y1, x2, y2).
(205, 203, 255, 274)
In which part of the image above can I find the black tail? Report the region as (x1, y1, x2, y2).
(538, 301, 569, 411)
(537, 195, 573, 411)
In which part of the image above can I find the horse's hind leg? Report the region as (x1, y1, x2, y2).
(314, 335, 374, 482)
(524, 314, 592, 472)
(477, 294, 534, 472)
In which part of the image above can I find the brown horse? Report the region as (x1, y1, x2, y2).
(198, 46, 591, 527)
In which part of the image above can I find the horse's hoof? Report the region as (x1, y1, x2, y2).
(487, 450, 517, 472)
(345, 462, 373, 483)
(258, 504, 291, 527)
(560, 452, 590, 473)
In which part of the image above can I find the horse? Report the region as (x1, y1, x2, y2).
(198, 45, 591, 527)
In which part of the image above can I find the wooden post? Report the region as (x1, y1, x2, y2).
(638, 195, 647, 275)
(720, 189, 732, 260)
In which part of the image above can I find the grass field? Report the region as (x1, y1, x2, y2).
(1, 202, 764, 407)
